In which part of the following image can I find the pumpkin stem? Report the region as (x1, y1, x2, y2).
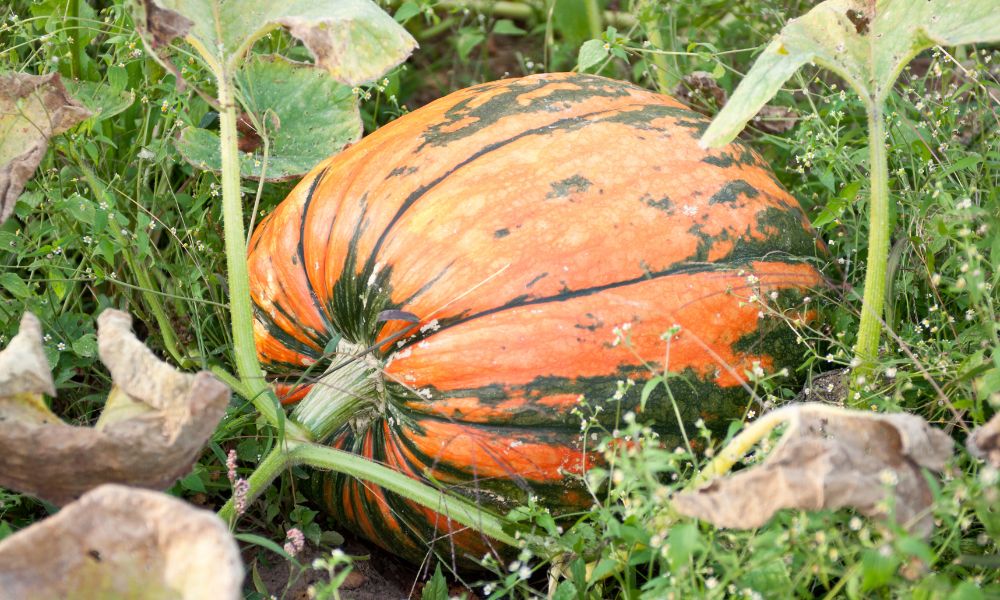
(290, 339, 385, 441)
(851, 104, 891, 391)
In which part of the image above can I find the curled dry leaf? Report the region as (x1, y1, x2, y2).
(673, 71, 728, 116)
(0, 72, 91, 224)
(968, 413, 1000, 468)
(0, 309, 229, 505)
(0, 484, 242, 600)
(751, 105, 798, 135)
(673, 404, 953, 536)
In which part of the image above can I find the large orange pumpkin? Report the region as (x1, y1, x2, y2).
(247, 72, 822, 562)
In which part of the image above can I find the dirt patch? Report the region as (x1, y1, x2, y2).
(250, 535, 483, 599)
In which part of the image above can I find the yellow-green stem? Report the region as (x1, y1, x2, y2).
(218, 441, 519, 547)
(637, 0, 673, 93)
(852, 106, 890, 389)
(216, 69, 308, 439)
(584, 0, 603, 39)
(690, 408, 790, 487)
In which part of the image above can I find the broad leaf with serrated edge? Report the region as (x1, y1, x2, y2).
(177, 55, 361, 180)
(700, 0, 1000, 148)
(129, 0, 417, 85)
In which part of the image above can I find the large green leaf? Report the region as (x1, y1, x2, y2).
(63, 80, 134, 123)
(129, 0, 417, 85)
(701, 0, 1000, 147)
(176, 55, 361, 181)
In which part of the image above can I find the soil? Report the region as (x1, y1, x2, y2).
(251, 534, 483, 600)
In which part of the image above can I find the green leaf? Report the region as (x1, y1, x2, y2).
(456, 27, 486, 61)
(701, 0, 1000, 148)
(577, 39, 609, 72)
(62, 80, 134, 123)
(666, 522, 703, 572)
(129, 0, 417, 85)
(0, 272, 31, 299)
(234, 532, 294, 560)
(71, 334, 98, 358)
(493, 19, 526, 36)
(176, 55, 361, 181)
(394, 1, 421, 23)
(178, 470, 207, 493)
(551, 580, 578, 600)
(947, 582, 985, 600)
(421, 564, 448, 600)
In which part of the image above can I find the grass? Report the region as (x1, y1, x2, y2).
(1, 0, 998, 598)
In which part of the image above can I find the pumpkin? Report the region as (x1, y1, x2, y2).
(247, 72, 823, 563)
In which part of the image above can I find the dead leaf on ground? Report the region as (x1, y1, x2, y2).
(0, 72, 91, 224)
(673, 403, 953, 536)
(0, 484, 242, 600)
(0, 309, 229, 506)
(968, 413, 1000, 467)
(751, 105, 799, 134)
(673, 71, 728, 116)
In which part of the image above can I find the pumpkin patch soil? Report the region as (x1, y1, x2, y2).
(252, 534, 482, 599)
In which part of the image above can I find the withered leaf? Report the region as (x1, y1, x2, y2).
(673, 71, 728, 116)
(673, 404, 953, 536)
(968, 413, 1000, 468)
(0, 484, 243, 600)
(751, 105, 799, 135)
(0, 72, 91, 224)
(0, 310, 229, 506)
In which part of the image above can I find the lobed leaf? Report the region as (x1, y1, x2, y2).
(176, 55, 361, 181)
(129, 0, 417, 85)
(701, 0, 1000, 148)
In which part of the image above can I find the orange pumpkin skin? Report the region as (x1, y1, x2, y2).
(248, 73, 823, 563)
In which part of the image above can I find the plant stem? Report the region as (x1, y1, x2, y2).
(219, 441, 290, 526)
(852, 106, 890, 386)
(690, 407, 790, 487)
(73, 156, 189, 368)
(294, 443, 518, 547)
(290, 340, 381, 441)
(584, 0, 603, 39)
(637, 0, 674, 93)
(216, 69, 307, 438)
(218, 440, 518, 547)
(68, 0, 81, 79)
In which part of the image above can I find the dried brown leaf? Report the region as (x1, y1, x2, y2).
(0, 309, 229, 505)
(0, 72, 91, 224)
(968, 413, 1000, 467)
(673, 404, 953, 535)
(751, 105, 799, 134)
(132, 0, 193, 48)
(673, 71, 728, 116)
(0, 484, 242, 600)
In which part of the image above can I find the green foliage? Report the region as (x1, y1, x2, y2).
(698, 0, 1000, 378)
(422, 564, 449, 600)
(176, 54, 362, 181)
